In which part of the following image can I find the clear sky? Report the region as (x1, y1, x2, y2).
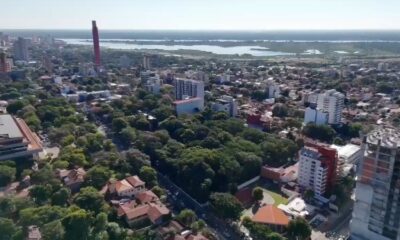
(2, 0, 400, 30)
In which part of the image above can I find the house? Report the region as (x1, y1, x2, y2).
(252, 205, 289, 232)
(122, 202, 171, 228)
(137, 190, 159, 204)
(108, 175, 146, 198)
(277, 197, 316, 218)
(260, 163, 298, 183)
(27, 225, 42, 240)
(56, 168, 86, 193)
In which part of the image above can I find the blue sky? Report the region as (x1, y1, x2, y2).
(2, 0, 400, 30)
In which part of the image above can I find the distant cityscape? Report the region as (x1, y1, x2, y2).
(1, 18, 400, 240)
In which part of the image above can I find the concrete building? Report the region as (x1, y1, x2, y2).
(266, 80, 281, 99)
(175, 79, 204, 101)
(211, 95, 238, 117)
(174, 97, 204, 116)
(298, 142, 338, 196)
(0, 114, 43, 160)
(330, 143, 363, 177)
(13, 37, 30, 61)
(351, 128, 400, 240)
(174, 79, 204, 114)
(317, 89, 345, 124)
(144, 74, 161, 94)
(0, 52, 13, 73)
(143, 54, 151, 69)
(304, 106, 328, 125)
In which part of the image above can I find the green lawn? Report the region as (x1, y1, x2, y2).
(264, 189, 288, 206)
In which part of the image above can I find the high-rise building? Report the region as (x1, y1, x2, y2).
(91, 20, 101, 66)
(304, 106, 328, 125)
(351, 128, 400, 240)
(174, 78, 204, 102)
(316, 89, 345, 125)
(174, 79, 205, 116)
(13, 37, 30, 61)
(298, 141, 338, 195)
(266, 79, 281, 99)
(143, 54, 151, 69)
(0, 52, 13, 73)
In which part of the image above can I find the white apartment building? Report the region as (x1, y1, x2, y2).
(304, 107, 328, 125)
(316, 89, 345, 124)
(211, 95, 238, 117)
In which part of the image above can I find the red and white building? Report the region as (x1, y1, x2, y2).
(298, 142, 338, 195)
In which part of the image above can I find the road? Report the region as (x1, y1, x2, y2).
(157, 173, 242, 240)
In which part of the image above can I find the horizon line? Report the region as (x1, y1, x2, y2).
(2, 28, 400, 32)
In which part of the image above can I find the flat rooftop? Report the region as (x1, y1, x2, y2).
(0, 114, 23, 139)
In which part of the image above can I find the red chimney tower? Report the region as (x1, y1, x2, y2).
(92, 20, 101, 66)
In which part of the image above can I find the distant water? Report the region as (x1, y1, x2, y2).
(61, 39, 295, 56)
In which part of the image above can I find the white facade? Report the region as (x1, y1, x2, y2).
(211, 95, 238, 117)
(317, 89, 345, 124)
(174, 97, 204, 116)
(304, 107, 328, 125)
(174, 78, 204, 109)
(144, 75, 161, 94)
(266, 80, 281, 99)
(298, 147, 328, 195)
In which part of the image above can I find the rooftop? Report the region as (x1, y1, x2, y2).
(0, 114, 23, 139)
(367, 127, 400, 149)
(252, 205, 289, 226)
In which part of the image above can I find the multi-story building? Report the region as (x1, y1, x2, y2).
(211, 95, 238, 117)
(316, 89, 345, 125)
(298, 141, 338, 195)
(0, 52, 13, 73)
(0, 114, 43, 160)
(304, 106, 328, 125)
(144, 74, 161, 94)
(351, 128, 400, 240)
(143, 54, 151, 69)
(13, 37, 30, 61)
(266, 79, 281, 99)
(174, 78, 204, 101)
(174, 79, 204, 115)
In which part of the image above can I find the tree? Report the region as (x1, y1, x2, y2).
(112, 118, 128, 133)
(6, 100, 25, 114)
(85, 166, 112, 189)
(176, 209, 197, 226)
(272, 104, 288, 118)
(286, 217, 312, 240)
(73, 187, 108, 214)
(41, 220, 65, 240)
(29, 184, 52, 205)
(106, 222, 128, 240)
(210, 192, 243, 221)
(0, 217, 18, 240)
(151, 186, 165, 198)
(139, 166, 158, 188)
(62, 209, 92, 240)
(93, 212, 108, 234)
(0, 165, 16, 187)
(302, 123, 336, 143)
(51, 187, 71, 206)
(252, 187, 264, 202)
(119, 127, 137, 145)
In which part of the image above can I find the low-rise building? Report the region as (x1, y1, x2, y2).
(0, 114, 43, 161)
(56, 168, 86, 193)
(211, 95, 238, 117)
(252, 205, 289, 232)
(108, 175, 146, 198)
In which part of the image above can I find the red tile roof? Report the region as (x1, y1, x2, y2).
(137, 190, 159, 204)
(126, 175, 145, 187)
(252, 205, 289, 226)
